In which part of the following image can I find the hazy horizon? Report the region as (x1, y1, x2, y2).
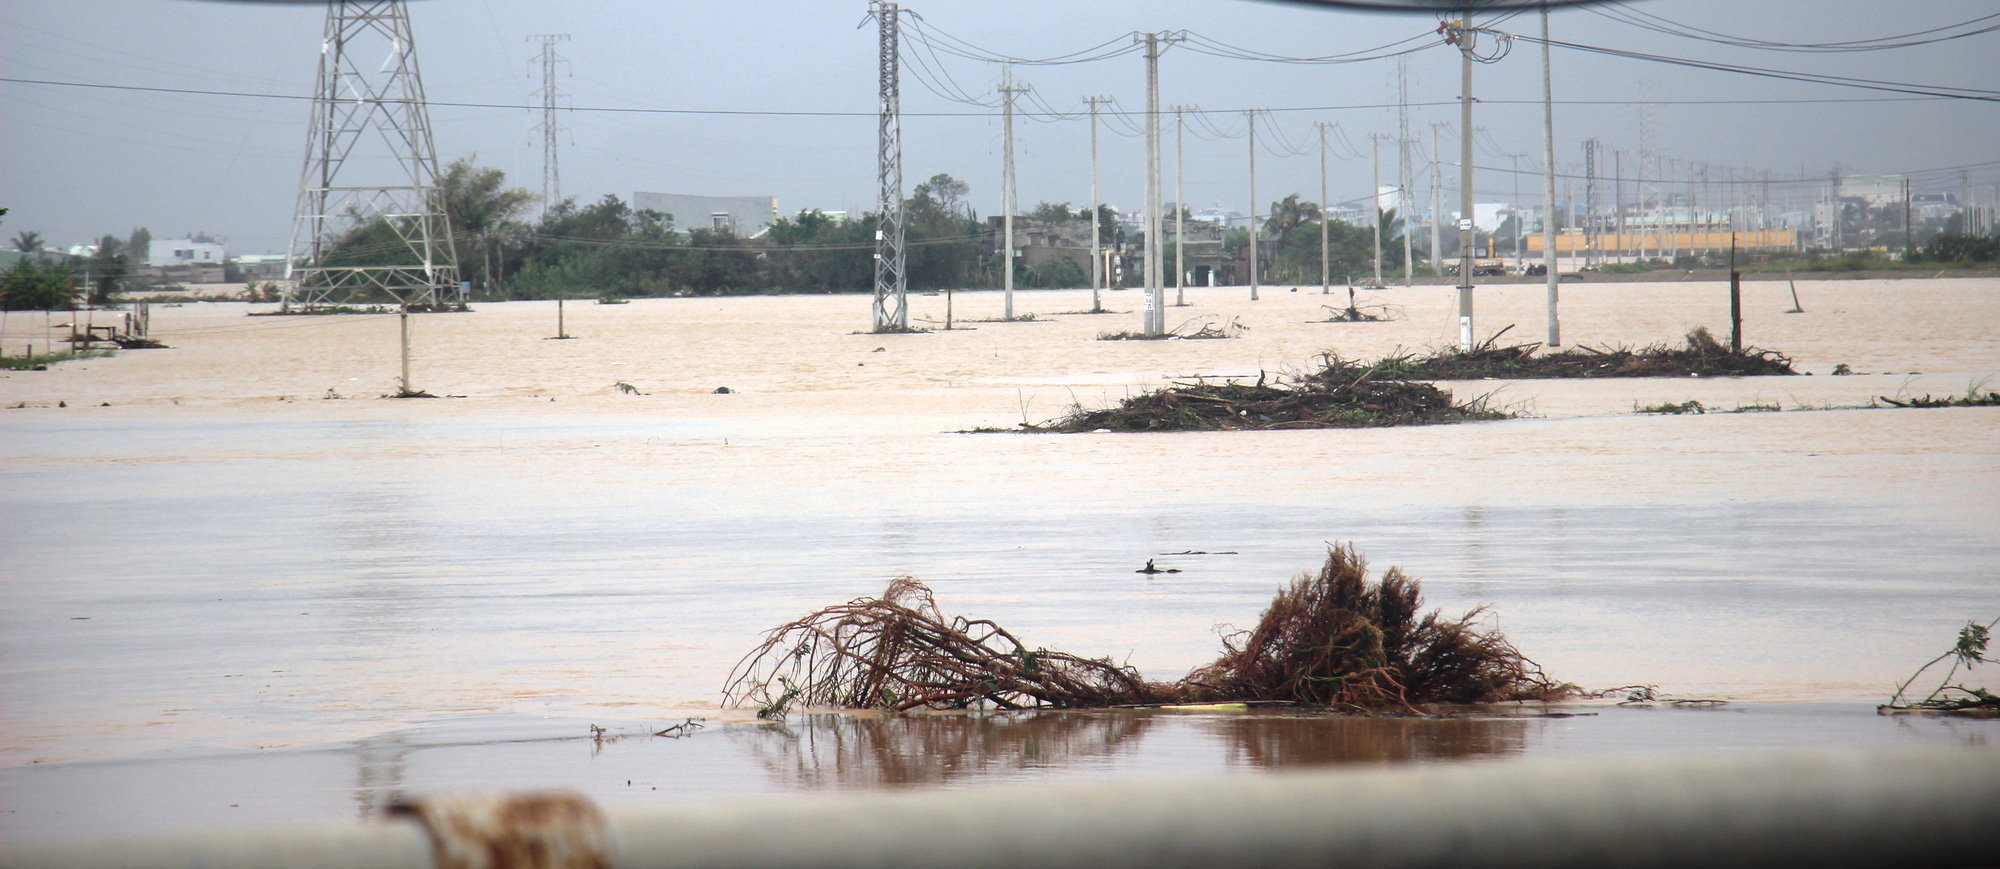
(3, 0, 1995, 254)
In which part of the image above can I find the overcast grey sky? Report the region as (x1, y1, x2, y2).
(3, 0, 1996, 253)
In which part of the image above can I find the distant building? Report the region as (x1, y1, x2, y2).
(1837, 175, 1905, 207)
(1325, 203, 1368, 226)
(149, 239, 226, 267)
(987, 215, 1094, 274)
(148, 238, 228, 284)
(631, 192, 779, 237)
(233, 254, 290, 280)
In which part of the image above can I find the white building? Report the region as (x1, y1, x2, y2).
(149, 239, 227, 267)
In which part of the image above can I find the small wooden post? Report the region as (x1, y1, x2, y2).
(1728, 231, 1742, 352)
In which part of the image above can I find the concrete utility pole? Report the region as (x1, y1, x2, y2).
(999, 67, 1027, 321)
(1175, 105, 1187, 306)
(1084, 95, 1111, 312)
(1582, 139, 1598, 268)
(1452, 15, 1475, 352)
(1540, 7, 1560, 346)
(1318, 121, 1331, 296)
(1398, 57, 1414, 288)
(869, 2, 907, 331)
(1371, 133, 1389, 287)
(1247, 108, 1261, 302)
(527, 34, 570, 211)
(1508, 152, 1525, 267)
(1430, 121, 1446, 279)
(1136, 31, 1182, 336)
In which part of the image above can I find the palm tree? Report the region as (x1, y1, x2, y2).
(11, 230, 40, 253)
(1263, 194, 1321, 247)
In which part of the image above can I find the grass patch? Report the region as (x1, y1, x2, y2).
(723, 544, 1572, 716)
(0, 349, 114, 370)
(1634, 399, 1706, 415)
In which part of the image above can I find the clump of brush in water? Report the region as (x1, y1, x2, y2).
(724, 545, 1572, 715)
(723, 577, 1172, 715)
(1025, 358, 1506, 433)
(1179, 545, 1571, 708)
(1372, 325, 1795, 380)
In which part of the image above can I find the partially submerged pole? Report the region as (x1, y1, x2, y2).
(399, 305, 412, 394)
(1729, 231, 1742, 352)
(1539, 7, 1561, 347)
(1454, 11, 1476, 352)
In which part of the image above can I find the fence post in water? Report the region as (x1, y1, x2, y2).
(1729, 231, 1742, 352)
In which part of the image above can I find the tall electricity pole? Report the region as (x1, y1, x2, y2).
(1450, 14, 1475, 352)
(1136, 32, 1182, 335)
(527, 34, 570, 211)
(1582, 138, 1598, 268)
(285, 0, 459, 314)
(1317, 121, 1331, 296)
(1247, 108, 1261, 302)
(1508, 152, 1525, 266)
(869, 2, 907, 331)
(1175, 104, 1187, 306)
(1398, 57, 1414, 288)
(999, 67, 1027, 322)
(1430, 121, 1446, 279)
(1540, 7, 1560, 346)
(1084, 95, 1111, 312)
(1371, 133, 1389, 287)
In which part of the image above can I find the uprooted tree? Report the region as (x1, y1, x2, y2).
(723, 544, 1574, 715)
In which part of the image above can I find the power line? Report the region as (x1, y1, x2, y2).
(1589, 4, 2000, 53)
(2, 75, 1974, 118)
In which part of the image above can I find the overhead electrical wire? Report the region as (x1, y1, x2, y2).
(1588, 4, 2000, 53)
(1510, 33, 2000, 102)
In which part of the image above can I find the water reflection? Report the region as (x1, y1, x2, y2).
(1206, 713, 1531, 768)
(738, 712, 1156, 789)
(735, 710, 1532, 790)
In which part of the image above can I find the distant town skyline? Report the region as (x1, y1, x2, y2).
(3, 0, 1995, 254)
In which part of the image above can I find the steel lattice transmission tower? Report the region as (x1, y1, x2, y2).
(528, 34, 571, 210)
(869, 1, 908, 332)
(284, 0, 460, 311)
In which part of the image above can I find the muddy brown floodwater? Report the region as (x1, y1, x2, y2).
(1, 279, 1995, 839)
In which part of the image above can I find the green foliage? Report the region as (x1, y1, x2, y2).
(2, 258, 79, 310)
(1018, 255, 1086, 289)
(764, 210, 872, 292)
(85, 236, 129, 305)
(1917, 232, 2000, 264)
(12, 230, 41, 253)
(1634, 400, 1705, 415)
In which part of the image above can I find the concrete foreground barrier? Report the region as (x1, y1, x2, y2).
(6, 745, 1998, 868)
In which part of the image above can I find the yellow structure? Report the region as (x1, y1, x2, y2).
(1528, 229, 1795, 256)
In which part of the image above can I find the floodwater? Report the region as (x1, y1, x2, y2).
(1, 279, 1996, 839)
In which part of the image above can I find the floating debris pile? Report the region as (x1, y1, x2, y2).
(1029, 356, 1505, 433)
(725, 545, 1572, 715)
(1375, 326, 1795, 379)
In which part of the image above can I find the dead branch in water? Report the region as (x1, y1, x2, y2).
(725, 545, 1572, 715)
(1882, 616, 1999, 715)
(722, 577, 1172, 715)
